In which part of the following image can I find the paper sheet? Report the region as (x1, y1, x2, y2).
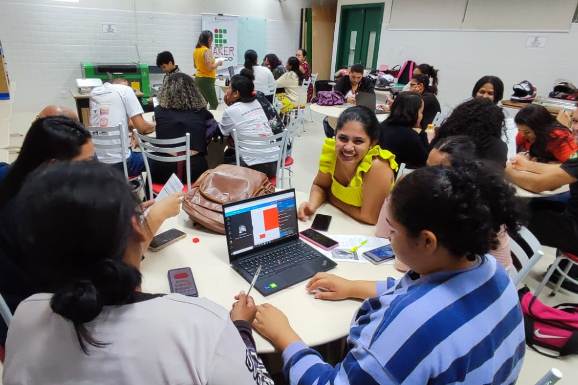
(156, 173, 183, 201)
(305, 234, 392, 264)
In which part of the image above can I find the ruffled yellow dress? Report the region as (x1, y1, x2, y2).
(319, 138, 398, 207)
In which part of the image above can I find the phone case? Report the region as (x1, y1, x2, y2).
(149, 230, 186, 251)
(168, 268, 198, 297)
(300, 231, 339, 251)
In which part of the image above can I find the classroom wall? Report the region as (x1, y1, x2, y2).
(332, 0, 578, 109)
(0, 0, 311, 133)
(312, 1, 337, 80)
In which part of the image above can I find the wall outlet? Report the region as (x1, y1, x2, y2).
(102, 24, 117, 34)
(526, 35, 546, 49)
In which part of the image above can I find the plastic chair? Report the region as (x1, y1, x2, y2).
(232, 128, 289, 188)
(0, 292, 11, 328)
(282, 110, 300, 187)
(133, 129, 192, 198)
(509, 226, 545, 286)
(535, 249, 578, 298)
(535, 368, 562, 385)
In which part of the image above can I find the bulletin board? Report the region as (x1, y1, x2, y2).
(237, 17, 267, 65)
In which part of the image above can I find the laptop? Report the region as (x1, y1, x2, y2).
(223, 189, 337, 296)
(356, 91, 377, 112)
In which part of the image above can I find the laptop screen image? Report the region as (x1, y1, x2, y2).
(223, 190, 299, 260)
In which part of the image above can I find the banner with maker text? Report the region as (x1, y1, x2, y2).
(201, 15, 238, 66)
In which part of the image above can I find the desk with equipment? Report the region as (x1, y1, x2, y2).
(140, 190, 400, 353)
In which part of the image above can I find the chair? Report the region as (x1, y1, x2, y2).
(133, 129, 192, 198)
(295, 76, 313, 134)
(232, 129, 289, 188)
(281, 110, 300, 187)
(509, 226, 544, 286)
(307, 73, 319, 122)
(534, 368, 562, 385)
(535, 249, 578, 298)
(395, 163, 415, 182)
(0, 292, 12, 328)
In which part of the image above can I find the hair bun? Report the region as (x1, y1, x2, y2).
(51, 280, 103, 324)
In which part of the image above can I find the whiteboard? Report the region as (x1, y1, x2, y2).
(463, 0, 578, 31)
(237, 17, 267, 65)
(388, 0, 468, 30)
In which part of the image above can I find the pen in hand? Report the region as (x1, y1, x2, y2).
(246, 265, 262, 297)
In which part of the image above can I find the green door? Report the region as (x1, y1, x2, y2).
(336, 4, 384, 71)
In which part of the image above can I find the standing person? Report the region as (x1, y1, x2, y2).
(254, 161, 525, 385)
(515, 104, 577, 163)
(263, 53, 286, 80)
(89, 78, 155, 177)
(408, 74, 441, 130)
(193, 30, 223, 110)
(333, 63, 374, 104)
(153, 73, 214, 184)
(295, 48, 313, 102)
(414, 63, 439, 95)
(156, 51, 180, 85)
(2, 161, 273, 385)
(242, 50, 276, 103)
(472, 75, 504, 105)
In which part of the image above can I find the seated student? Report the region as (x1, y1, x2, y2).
(263, 53, 286, 80)
(572, 108, 578, 144)
(298, 106, 396, 225)
(333, 63, 375, 104)
(254, 161, 525, 385)
(90, 78, 155, 177)
(379, 92, 428, 168)
(472, 75, 504, 104)
(220, 71, 278, 177)
(295, 48, 313, 102)
(242, 50, 276, 103)
(153, 73, 214, 184)
(156, 50, 180, 85)
(276, 56, 305, 110)
(433, 97, 508, 168)
(2, 161, 272, 385)
(414, 63, 439, 95)
(515, 104, 577, 163)
(409, 74, 441, 130)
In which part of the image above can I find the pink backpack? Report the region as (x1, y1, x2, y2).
(519, 287, 578, 357)
(397, 60, 416, 85)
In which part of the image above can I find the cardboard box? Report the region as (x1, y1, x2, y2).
(0, 40, 10, 100)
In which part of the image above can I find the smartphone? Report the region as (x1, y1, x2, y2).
(311, 214, 332, 232)
(149, 229, 186, 251)
(168, 267, 198, 297)
(363, 244, 395, 264)
(300, 228, 339, 250)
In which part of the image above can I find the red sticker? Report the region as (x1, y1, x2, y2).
(192, 237, 200, 244)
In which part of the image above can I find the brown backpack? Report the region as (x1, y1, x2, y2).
(183, 164, 275, 233)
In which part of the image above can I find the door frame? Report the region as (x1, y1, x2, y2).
(335, 3, 384, 71)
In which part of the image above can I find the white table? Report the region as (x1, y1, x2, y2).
(140, 191, 401, 353)
(310, 103, 388, 123)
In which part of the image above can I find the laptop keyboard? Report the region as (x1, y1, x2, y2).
(238, 241, 322, 277)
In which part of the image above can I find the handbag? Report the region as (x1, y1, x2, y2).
(182, 164, 275, 234)
(316, 91, 344, 106)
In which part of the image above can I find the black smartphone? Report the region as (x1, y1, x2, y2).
(363, 244, 395, 264)
(149, 229, 186, 251)
(168, 267, 198, 297)
(300, 228, 339, 250)
(311, 214, 332, 232)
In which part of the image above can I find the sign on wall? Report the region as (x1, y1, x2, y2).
(201, 15, 238, 66)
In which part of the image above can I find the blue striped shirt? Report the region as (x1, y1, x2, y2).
(282, 255, 525, 385)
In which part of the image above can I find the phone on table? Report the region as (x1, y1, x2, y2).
(363, 244, 395, 264)
(311, 214, 332, 232)
(168, 267, 198, 297)
(300, 228, 339, 250)
(149, 229, 186, 251)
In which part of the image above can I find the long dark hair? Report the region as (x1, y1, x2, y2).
(231, 70, 256, 103)
(15, 161, 143, 354)
(244, 49, 258, 75)
(287, 56, 304, 85)
(0, 116, 91, 208)
(416, 63, 438, 95)
(196, 30, 213, 48)
(384, 91, 423, 128)
(472, 76, 504, 104)
(432, 135, 477, 163)
(390, 161, 521, 261)
(336, 106, 380, 142)
(264, 53, 282, 69)
(515, 104, 567, 161)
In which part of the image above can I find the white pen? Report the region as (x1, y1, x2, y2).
(246, 265, 262, 297)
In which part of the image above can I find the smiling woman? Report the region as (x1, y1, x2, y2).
(298, 106, 397, 225)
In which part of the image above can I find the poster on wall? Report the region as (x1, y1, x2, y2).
(201, 14, 238, 66)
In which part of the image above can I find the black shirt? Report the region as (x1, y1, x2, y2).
(477, 136, 508, 169)
(154, 106, 214, 154)
(420, 92, 441, 130)
(334, 76, 375, 96)
(561, 156, 578, 221)
(379, 122, 429, 169)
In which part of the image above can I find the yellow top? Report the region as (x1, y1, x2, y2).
(193, 46, 216, 78)
(319, 138, 398, 207)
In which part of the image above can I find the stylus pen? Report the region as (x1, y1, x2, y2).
(246, 265, 262, 297)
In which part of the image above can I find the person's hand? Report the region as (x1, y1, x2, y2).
(306, 272, 355, 300)
(298, 202, 316, 221)
(253, 304, 301, 351)
(230, 291, 257, 323)
(510, 154, 531, 171)
(150, 192, 183, 220)
(141, 199, 155, 211)
(346, 96, 356, 104)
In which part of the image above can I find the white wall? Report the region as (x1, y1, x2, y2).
(332, 0, 578, 109)
(0, 0, 310, 133)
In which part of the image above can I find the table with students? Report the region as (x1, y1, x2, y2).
(140, 190, 402, 353)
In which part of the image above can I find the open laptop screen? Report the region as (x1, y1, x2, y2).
(223, 190, 298, 260)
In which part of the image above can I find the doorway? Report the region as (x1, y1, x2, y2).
(336, 3, 384, 71)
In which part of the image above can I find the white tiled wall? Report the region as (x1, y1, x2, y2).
(0, 0, 307, 133)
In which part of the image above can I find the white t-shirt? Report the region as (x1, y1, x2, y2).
(89, 83, 144, 163)
(3, 293, 266, 385)
(220, 100, 276, 166)
(236, 66, 276, 96)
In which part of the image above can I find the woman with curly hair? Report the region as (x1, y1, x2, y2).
(263, 53, 286, 80)
(432, 97, 508, 167)
(253, 161, 525, 385)
(153, 72, 214, 184)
